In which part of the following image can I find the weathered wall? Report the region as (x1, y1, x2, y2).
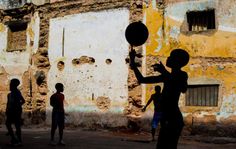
(47, 8, 130, 126)
(38, 0, 143, 128)
(0, 0, 144, 128)
(0, 0, 50, 10)
(143, 0, 236, 136)
(0, 0, 28, 9)
(1, 0, 236, 136)
(0, 7, 41, 124)
(50, 0, 63, 3)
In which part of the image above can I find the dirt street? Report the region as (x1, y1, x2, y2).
(0, 126, 236, 149)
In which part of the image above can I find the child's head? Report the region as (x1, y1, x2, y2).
(166, 49, 189, 69)
(154, 85, 161, 93)
(55, 83, 64, 92)
(10, 78, 20, 91)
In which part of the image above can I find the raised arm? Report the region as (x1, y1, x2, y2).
(129, 49, 164, 84)
(142, 95, 154, 112)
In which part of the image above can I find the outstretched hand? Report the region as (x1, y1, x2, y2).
(152, 61, 167, 74)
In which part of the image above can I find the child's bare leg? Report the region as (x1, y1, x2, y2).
(59, 126, 63, 141)
(51, 125, 57, 141)
(15, 122, 22, 143)
(6, 118, 17, 144)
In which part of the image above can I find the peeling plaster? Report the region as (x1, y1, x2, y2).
(0, 12, 40, 79)
(166, 0, 236, 32)
(169, 26, 180, 40)
(152, 0, 157, 9)
(219, 94, 236, 117)
(166, 0, 216, 22)
(0, 26, 29, 78)
(0, 0, 235, 132)
(47, 9, 130, 116)
(144, 0, 236, 129)
(32, 12, 40, 54)
(154, 28, 163, 52)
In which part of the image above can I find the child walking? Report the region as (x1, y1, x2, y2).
(50, 83, 66, 145)
(142, 85, 162, 141)
(5, 78, 25, 146)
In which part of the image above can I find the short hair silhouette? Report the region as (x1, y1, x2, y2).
(55, 83, 64, 92)
(10, 78, 20, 86)
(168, 49, 189, 68)
(129, 48, 190, 149)
(154, 86, 161, 92)
(7, 78, 25, 145)
(10, 79, 20, 90)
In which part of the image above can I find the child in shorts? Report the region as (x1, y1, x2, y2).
(50, 83, 66, 145)
(142, 85, 162, 141)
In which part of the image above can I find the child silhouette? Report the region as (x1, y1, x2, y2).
(5, 79, 25, 146)
(142, 85, 162, 141)
(130, 48, 189, 149)
(50, 83, 66, 146)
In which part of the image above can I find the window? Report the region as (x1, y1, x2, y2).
(7, 20, 27, 52)
(187, 9, 216, 32)
(185, 84, 219, 107)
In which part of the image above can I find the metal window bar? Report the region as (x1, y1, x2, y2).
(187, 9, 216, 32)
(185, 85, 219, 107)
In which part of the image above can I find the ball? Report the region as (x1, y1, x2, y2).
(125, 21, 149, 46)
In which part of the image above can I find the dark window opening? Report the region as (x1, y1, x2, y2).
(187, 9, 216, 32)
(6, 21, 27, 52)
(185, 84, 219, 107)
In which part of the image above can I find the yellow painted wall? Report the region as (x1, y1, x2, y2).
(143, 0, 236, 119)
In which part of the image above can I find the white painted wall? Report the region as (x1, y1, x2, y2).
(31, 12, 40, 54)
(47, 9, 130, 114)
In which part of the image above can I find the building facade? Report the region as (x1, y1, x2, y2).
(144, 0, 236, 136)
(0, 0, 236, 136)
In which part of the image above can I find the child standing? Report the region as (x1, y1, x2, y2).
(5, 78, 25, 146)
(130, 48, 189, 149)
(142, 85, 162, 141)
(50, 83, 66, 145)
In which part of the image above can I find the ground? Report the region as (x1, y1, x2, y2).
(0, 126, 236, 149)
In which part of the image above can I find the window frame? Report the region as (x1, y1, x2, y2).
(185, 84, 219, 107)
(186, 8, 216, 33)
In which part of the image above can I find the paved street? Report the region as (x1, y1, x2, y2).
(0, 126, 236, 149)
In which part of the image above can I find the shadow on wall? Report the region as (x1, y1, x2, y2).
(1, 110, 236, 137)
(46, 111, 129, 129)
(0, 110, 46, 125)
(0, 110, 140, 132)
(184, 117, 236, 138)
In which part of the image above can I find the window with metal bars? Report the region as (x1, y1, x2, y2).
(185, 84, 219, 107)
(187, 9, 216, 32)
